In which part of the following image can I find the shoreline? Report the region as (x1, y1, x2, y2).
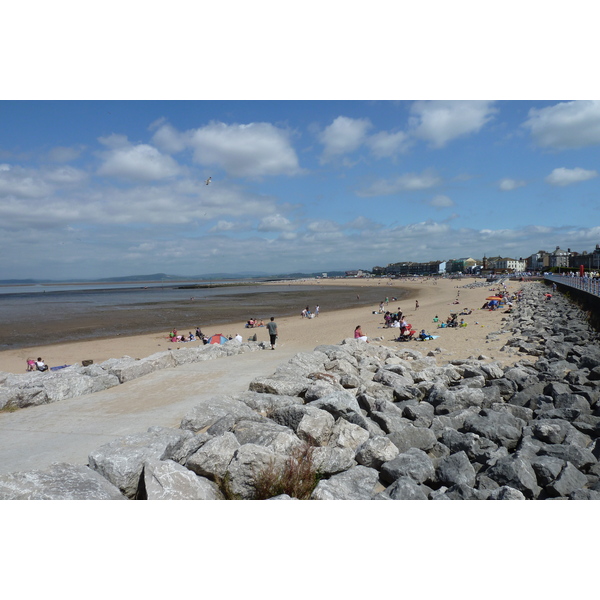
(0, 277, 524, 375)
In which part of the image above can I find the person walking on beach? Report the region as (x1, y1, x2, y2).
(315, 305, 319, 317)
(415, 300, 419, 310)
(267, 316, 278, 350)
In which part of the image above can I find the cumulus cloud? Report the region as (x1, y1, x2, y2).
(523, 100, 600, 149)
(545, 167, 598, 186)
(151, 122, 190, 154)
(319, 116, 372, 163)
(257, 213, 294, 232)
(0, 164, 53, 198)
(498, 178, 526, 191)
(97, 143, 181, 181)
(307, 220, 340, 233)
(189, 121, 301, 178)
(366, 130, 410, 158)
(356, 169, 441, 197)
(429, 194, 454, 208)
(409, 101, 497, 148)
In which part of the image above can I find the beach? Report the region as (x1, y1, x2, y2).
(0, 277, 525, 375)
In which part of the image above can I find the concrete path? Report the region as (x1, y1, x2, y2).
(0, 347, 296, 475)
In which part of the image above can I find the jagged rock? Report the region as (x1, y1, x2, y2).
(487, 486, 527, 500)
(381, 476, 429, 500)
(545, 462, 588, 497)
(180, 396, 265, 433)
(234, 391, 304, 415)
(232, 419, 303, 455)
(309, 391, 369, 429)
(248, 375, 311, 397)
(435, 451, 476, 488)
(142, 459, 224, 500)
(311, 465, 380, 500)
(311, 446, 356, 475)
(0, 463, 126, 500)
(530, 455, 565, 487)
(226, 444, 288, 499)
(88, 427, 206, 498)
(380, 448, 435, 485)
(538, 443, 597, 471)
(185, 432, 240, 480)
(355, 436, 400, 469)
(485, 455, 541, 499)
(328, 418, 370, 450)
(386, 424, 437, 453)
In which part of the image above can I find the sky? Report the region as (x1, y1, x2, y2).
(2, 3, 599, 281)
(2, 99, 599, 280)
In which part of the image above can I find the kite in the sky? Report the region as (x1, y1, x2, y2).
(205, 177, 212, 185)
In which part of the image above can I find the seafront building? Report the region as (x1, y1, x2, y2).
(370, 242, 600, 277)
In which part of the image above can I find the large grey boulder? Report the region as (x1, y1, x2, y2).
(142, 459, 224, 500)
(234, 391, 304, 415)
(311, 465, 381, 500)
(328, 418, 370, 450)
(382, 476, 429, 500)
(545, 462, 589, 498)
(435, 451, 476, 488)
(232, 419, 303, 455)
(270, 404, 335, 446)
(355, 436, 400, 469)
(185, 432, 240, 480)
(248, 375, 311, 397)
(386, 424, 437, 453)
(0, 463, 126, 500)
(380, 448, 435, 485)
(180, 396, 265, 433)
(311, 446, 356, 476)
(88, 427, 202, 498)
(226, 444, 288, 499)
(309, 391, 369, 429)
(485, 455, 541, 499)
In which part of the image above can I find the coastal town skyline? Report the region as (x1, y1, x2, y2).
(2, 99, 600, 281)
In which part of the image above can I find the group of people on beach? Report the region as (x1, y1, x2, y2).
(26, 357, 49, 372)
(245, 318, 264, 328)
(301, 305, 319, 319)
(169, 327, 207, 344)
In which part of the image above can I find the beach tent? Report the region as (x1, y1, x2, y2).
(486, 296, 502, 301)
(208, 333, 228, 344)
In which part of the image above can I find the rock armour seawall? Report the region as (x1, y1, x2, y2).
(2, 281, 600, 500)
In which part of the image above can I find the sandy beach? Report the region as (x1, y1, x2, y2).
(0, 277, 526, 375)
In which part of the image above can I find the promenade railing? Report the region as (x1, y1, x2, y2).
(544, 274, 600, 298)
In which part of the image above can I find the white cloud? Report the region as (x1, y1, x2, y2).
(98, 143, 181, 181)
(0, 164, 52, 198)
(189, 121, 301, 177)
(356, 169, 441, 197)
(498, 178, 526, 191)
(307, 220, 340, 233)
(366, 130, 410, 158)
(429, 194, 454, 208)
(151, 123, 190, 154)
(523, 100, 600, 149)
(319, 116, 372, 162)
(43, 166, 88, 185)
(257, 214, 294, 232)
(545, 167, 598, 186)
(409, 100, 497, 148)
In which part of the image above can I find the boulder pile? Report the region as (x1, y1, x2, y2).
(0, 339, 268, 411)
(2, 281, 600, 500)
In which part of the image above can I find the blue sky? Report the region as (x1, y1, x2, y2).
(1, 99, 599, 280)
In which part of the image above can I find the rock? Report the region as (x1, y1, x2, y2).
(232, 419, 303, 455)
(355, 436, 400, 469)
(328, 418, 370, 450)
(487, 486, 527, 500)
(311, 446, 356, 476)
(88, 427, 205, 498)
(226, 444, 288, 499)
(383, 476, 429, 500)
(0, 463, 126, 500)
(380, 448, 435, 485)
(386, 424, 437, 453)
(180, 396, 265, 433)
(485, 455, 541, 499)
(545, 462, 589, 497)
(311, 465, 381, 500)
(435, 451, 476, 488)
(185, 432, 240, 481)
(142, 459, 224, 500)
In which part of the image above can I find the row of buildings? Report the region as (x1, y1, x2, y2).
(367, 244, 600, 277)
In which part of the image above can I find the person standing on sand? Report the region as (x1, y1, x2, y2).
(415, 300, 419, 310)
(315, 305, 320, 317)
(267, 316, 278, 350)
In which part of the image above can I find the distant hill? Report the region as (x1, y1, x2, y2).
(0, 270, 362, 285)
